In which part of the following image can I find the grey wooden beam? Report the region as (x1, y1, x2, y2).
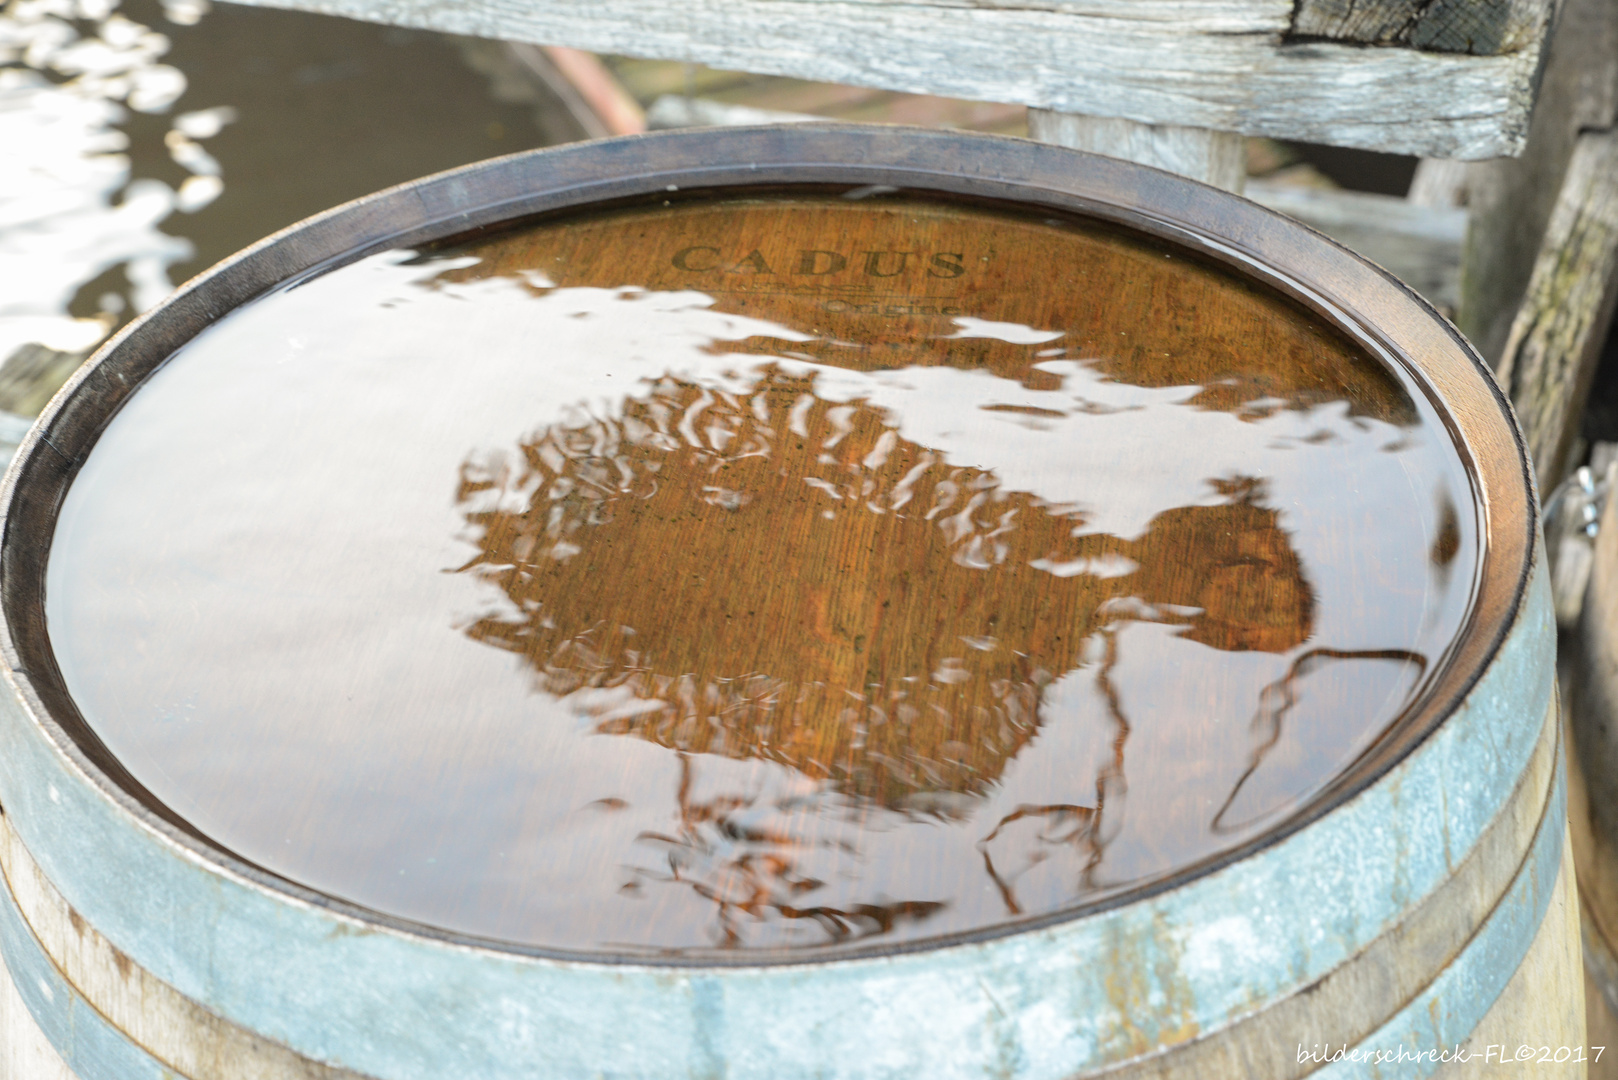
(1293, 0, 1550, 55)
(217, 0, 1553, 158)
(1456, 0, 1618, 365)
(1496, 130, 1618, 489)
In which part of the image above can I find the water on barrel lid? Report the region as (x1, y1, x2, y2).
(45, 194, 1479, 955)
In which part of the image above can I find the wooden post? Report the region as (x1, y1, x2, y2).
(218, 0, 1555, 161)
(1456, 0, 1618, 365)
(1026, 111, 1245, 192)
(1495, 130, 1618, 489)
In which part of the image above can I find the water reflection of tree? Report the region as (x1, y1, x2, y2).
(975, 625, 1130, 914)
(1209, 646, 1427, 835)
(627, 754, 944, 948)
(453, 365, 1319, 945)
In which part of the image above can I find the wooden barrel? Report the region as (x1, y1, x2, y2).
(0, 126, 1577, 1079)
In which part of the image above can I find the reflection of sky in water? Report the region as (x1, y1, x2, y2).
(46, 249, 1478, 953)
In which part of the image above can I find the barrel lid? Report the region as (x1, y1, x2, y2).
(3, 127, 1529, 962)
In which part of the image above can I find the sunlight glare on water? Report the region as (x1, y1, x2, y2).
(0, 0, 212, 372)
(0, 0, 585, 433)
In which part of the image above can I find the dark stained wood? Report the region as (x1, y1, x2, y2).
(0, 126, 1534, 960)
(446, 197, 1414, 421)
(1291, 0, 1553, 54)
(1292, 0, 1423, 44)
(431, 196, 1428, 840)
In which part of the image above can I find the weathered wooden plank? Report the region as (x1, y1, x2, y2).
(1495, 130, 1618, 489)
(1292, 0, 1550, 55)
(1292, 0, 1421, 43)
(1409, 0, 1549, 53)
(645, 95, 819, 129)
(1407, 157, 1470, 207)
(1026, 111, 1245, 190)
(217, 0, 1551, 157)
(1454, 0, 1618, 364)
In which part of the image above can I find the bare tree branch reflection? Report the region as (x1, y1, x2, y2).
(626, 754, 944, 948)
(979, 804, 1099, 916)
(1090, 627, 1131, 886)
(1210, 647, 1429, 834)
(977, 626, 1132, 915)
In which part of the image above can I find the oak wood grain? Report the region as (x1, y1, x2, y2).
(35, 192, 1468, 952)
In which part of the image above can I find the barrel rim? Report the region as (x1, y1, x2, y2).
(0, 123, 1536, 966)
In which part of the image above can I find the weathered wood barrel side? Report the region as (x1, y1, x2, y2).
(0, 126, 1570, 1079)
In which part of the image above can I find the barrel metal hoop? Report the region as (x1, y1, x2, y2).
(1315, 733, 1568, 1077)
(0, 810, 373, 1080)
(0, 873, 167, 1080)
(0, 689, 1563, 1080)
(1080, 691, 1563, 1078)
(0, 567, 1554, 1078)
